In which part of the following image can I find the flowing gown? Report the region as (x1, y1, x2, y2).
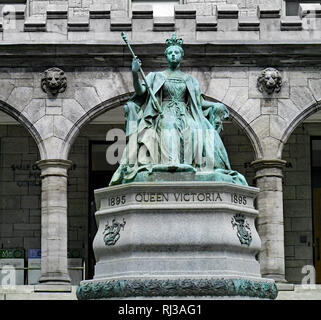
(109, 70, 248, 186)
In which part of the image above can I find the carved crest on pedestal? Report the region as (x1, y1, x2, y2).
(231, 213, 252, 246)
(103, 218, 126, 246)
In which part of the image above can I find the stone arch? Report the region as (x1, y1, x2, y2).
(278, 101, 320, 158)
(0, 99, 46, 159)
(62, 92, 262, 160)
(61, 92, 132, 159)
(202, 94, 263, 160)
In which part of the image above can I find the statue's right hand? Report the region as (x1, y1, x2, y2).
(132, 58, 141, 73)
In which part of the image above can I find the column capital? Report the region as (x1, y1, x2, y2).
(250, 159, 287, 181)
(36, 159, 73, 178)
(250, 159, 287, 170)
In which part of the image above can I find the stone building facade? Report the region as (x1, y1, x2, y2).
(1, 0, 321, 290)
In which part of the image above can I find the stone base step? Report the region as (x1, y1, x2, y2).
(1, 284, 321, 300)
(276, 284, 321, 300)
(0, 285, 78, 300)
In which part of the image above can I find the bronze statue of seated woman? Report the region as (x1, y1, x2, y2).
(109, 33, 247, 186)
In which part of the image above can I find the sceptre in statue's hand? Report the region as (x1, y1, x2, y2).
(110, 32, 248, 187)
(121, 32, 162, 115)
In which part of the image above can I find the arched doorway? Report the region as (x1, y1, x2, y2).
(67, 106, 125, 279)
(282, 105, 321, 284)
(0, 108, 42, 285)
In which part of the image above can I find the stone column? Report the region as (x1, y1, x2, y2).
(251, 159, 287, 283)
(36, 159, 72, 285)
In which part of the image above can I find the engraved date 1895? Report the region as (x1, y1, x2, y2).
(108, 195, 126, 207)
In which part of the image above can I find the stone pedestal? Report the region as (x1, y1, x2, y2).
(77, 181, 277, 299)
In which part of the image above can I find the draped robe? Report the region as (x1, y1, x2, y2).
(109, 70, 247, 186)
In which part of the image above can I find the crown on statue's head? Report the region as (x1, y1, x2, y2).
(166, 32, 183, 47)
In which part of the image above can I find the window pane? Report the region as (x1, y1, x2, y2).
(286, 1, 321, 16)
(312, 140, 321, 168)
(286, 2, 300, 15)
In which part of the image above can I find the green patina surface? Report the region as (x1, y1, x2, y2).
(110, 33, 247, 187)
(76, 278, 278, 300)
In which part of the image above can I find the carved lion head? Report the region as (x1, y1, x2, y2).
(41, 67, 67, 96)
(257, 68, 282, 95)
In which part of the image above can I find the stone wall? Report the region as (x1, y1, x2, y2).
(28, 0, 283, 18)
(0, 125, 41, 250)
(4, 0, 321, 41)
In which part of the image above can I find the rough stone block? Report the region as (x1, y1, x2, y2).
(23, 237, 41, 249)
(34, 116, 54, 141)
(281, 17, 303, 31)
(174, 4, 196, 19)
(283, 186, 296, 200)
(230, 78, 248, 87)
(110, 16, 131, 31)
(53, 115, 74, 140)
(269, 115, 288, 141)
(47, 4, 68, 19)
(21, 196, 40, 209)
(24, 16, 47, 32)
(193, 3, 214, 17)
(206, 78, 229, 101)
(294, 246, 313, 260)
(258, 5, 280, 19)
(238, 17, 260, 31)
(62, 99, 86, 124)
(308, 79, 321, 102)
(2, 137, 29, 154)
(0, 237, 23, 247)
(7, 125, 28, 137)
(7, 87, 33, 113)
(46, 106, 62, 115)
(299, 3, 321, 18)
(11, 4, 26, 20)
(0, 79, 15, 102)
(89, 4, 111, 19)
(196, 16, 217, 31)
(223, 86, 248, 111)
(46, 98, 63, 108)
(285, 200, 310, 217)
(277, 99, 300, 125)
(132, 4, 153, 19)
(75, 87, 101, 112)
(216, 4, 239, 19)
(153, 17, 175, 32)
(0, 224, 13, 237)
(285, 245, 294, 257)
(68, 16, 90, 31)
(290, 86, 316, 110)
(295, 186, 310, 200)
